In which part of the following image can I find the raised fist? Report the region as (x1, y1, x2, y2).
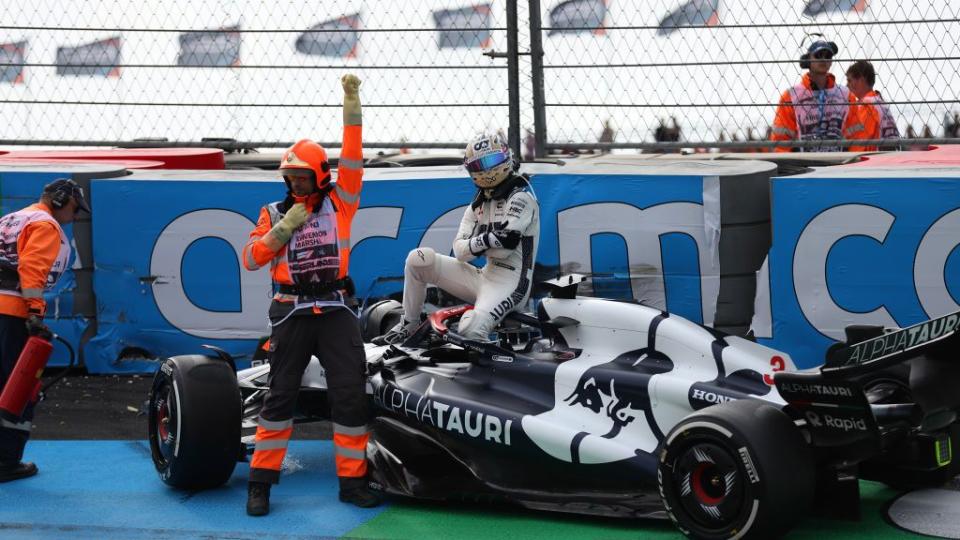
(341, 74, 361, 96)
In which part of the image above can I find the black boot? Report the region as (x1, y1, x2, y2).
(0, 461, 38, 483)
(339, 476, 381, 508)
(246, 481, 271, 516)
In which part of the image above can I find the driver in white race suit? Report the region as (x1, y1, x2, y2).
(379, 131, 540, 342)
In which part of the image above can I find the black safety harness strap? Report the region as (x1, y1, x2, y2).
(276, 276, 355, 298)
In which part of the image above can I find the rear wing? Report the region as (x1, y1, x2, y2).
(775, 372, 880, 451)
(821, 310, 960, 377)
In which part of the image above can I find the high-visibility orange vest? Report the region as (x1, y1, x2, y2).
(0, 203, 70, 318)
(242, 125, 362, 317)
(771, 73, 861, 152)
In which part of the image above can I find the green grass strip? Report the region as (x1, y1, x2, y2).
(345, 481, 918, 539)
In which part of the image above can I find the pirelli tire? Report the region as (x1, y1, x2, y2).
(148, 355, 242, 490)
(658, 399, 815, 540)
(360, 299, 404, 342)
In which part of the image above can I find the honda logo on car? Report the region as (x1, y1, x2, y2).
(779, 382, 853, 397)
(805, 411, 867, 432)
(689, 388, 736, 405)
(374, 382, 513, 445)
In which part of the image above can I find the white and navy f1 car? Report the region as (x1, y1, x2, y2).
(147, 275, 960, 539)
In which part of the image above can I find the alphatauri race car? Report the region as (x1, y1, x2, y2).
(148, 275, 960, 539)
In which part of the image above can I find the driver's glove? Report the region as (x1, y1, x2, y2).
(471, 230, 522, 255)
(468, 233, 491, 255)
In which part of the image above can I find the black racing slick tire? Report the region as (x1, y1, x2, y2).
(148, 355, 241, 490)
(658, 399, 815, 540)
(360, 299, 404, 342)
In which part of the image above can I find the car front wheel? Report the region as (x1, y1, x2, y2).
(148, 354, 241, 490)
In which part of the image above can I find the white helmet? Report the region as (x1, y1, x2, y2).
(464, 131, 513, 190)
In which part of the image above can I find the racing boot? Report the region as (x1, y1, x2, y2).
(338, 476, 381, 508)
(246, 481, 271, 516)
(0, 461, 37, 483)
(372, 319, 417, 346)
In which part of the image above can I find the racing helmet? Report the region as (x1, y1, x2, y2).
(464, 131, 513, 190)
(279, 139, 332, 192)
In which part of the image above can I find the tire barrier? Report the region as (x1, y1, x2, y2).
(711, 161, 776, 336)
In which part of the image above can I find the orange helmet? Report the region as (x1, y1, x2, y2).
(278, 139, 331, 192)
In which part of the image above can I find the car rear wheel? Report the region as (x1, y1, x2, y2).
(148, 354, 241, 490)
(658, 399, 815, 539)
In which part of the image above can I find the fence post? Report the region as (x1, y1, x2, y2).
(528, 0, 547, 158)
(506, 0, 521, 160)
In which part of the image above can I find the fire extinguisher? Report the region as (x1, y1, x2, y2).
(0, 322, 54, 422)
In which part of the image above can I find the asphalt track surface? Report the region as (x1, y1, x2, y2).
(0, 374, 938, 539)
(29, 373, 331, 440)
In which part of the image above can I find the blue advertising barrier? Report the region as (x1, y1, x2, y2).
(0, 164, 129, 367)
(84, 163, 722, 373)
(755, 166, 960, 369)
(8, 158, 957, 375)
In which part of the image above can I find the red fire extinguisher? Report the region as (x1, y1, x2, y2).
(0, 325, 54, 422)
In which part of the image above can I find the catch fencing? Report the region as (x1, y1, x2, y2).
(0, 0, 958, 154)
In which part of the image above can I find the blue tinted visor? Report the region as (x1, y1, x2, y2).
(464, 149, 510, 173)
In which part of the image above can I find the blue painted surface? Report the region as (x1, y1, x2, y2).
(0, 441, 385, 539)
(763, 175, 960, 368)
(0, 170, 91, 369)
(85, 171, 708, 373)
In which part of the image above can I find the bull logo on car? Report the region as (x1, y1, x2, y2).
(522, 349, 673, 465)
(519, 307, 791, 466)
(564, 373, 645, 440)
